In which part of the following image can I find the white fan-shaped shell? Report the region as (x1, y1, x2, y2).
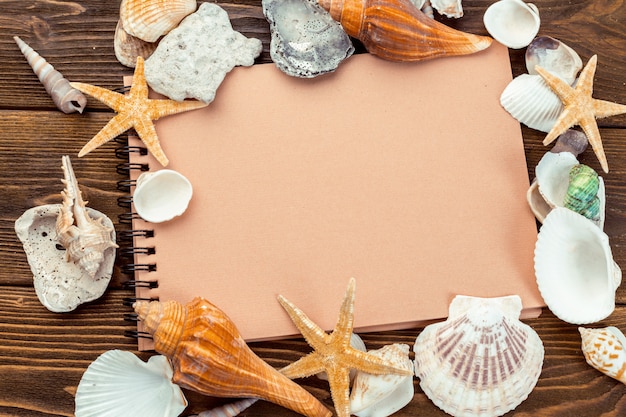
(414, 295, 544, 417)
(133, 169, 193, 223)
(535, 208, 622, 324)
(579, 326, 626, 384)
(75, 350, 187, 417)
(350, 344, 414, 417)
(500, 73, 564, 133)
(120, 0, 197, 42)
(483, 0, 540, 49)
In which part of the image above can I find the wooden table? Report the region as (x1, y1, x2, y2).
(1, 1, 626, 416)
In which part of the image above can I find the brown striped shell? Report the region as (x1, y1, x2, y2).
(579, 326, 626, 384)
(413, 295, 544, 417)
(134, 298, 332, 417)
(317, 0, 492, 62)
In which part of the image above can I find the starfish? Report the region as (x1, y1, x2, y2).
(277, 278, 413, 417)
(70, 56, 207, 166)
(535, 54, 626, 173)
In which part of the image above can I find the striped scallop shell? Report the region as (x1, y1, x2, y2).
(579, 326, 626, 384)
(500, 73, 564, 133)
(120, 0, 197, 42)
(414, 295, 544, 417)
(75, 350, 187, 417)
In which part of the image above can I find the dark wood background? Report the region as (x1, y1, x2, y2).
(1, 1, 626, 416)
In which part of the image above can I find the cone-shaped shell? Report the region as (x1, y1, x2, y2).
(579, 326, 626, 384)
(134, 298, 331, 417)
(317, 0, 492, 62)
(120, 0, 197, 42)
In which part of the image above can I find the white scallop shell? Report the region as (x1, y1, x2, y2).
(500, 73, 564, 133)
(75, 350, 187, 417)
(527, 152, 605, 228)
(414, 295, 544, 417)
(579, 326, 626, 384)
(525, 36, 582, 85)
(133, 169, 193, 223)
(535, 207, 622, 324)
(119, 0, 197, 42)
(483, 0, 540, 49)
(350, 343, 414, 417)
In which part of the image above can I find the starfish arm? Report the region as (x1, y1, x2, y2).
(347, 349, 413, 376)
(129, 56, 149, 99)
(592, 98, 626, 119)
(576, 54, 598, 95)
(543, 107, 581, 145)
(331, 278, 356, 349)
(535, 66, 576, 103)
(579, 114, 609, 173)
(326, 366, 351, 417)
(70, 82, 125, 111)
(280, 352, 326, 379)
(148, 98, 208, 120)
(78, 113, 132, 157)
(134, 117, 169, 166)
(278, 294, 330, 352)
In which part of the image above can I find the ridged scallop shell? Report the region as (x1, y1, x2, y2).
(483, 0, 540, 49)
(349, 343, 414, 417)
(133, 298, 331, 417)
(579, 326, 626, 384)
(133, 169, 193, 223)
(114, 19, 159, 68)
(317, 0, 492, 62)
(526, 36, 582, 85)
(120, 0, 197, 42)
(534, 207, 622, 324)
(500, 73, 564, 133)
(13, 36, 87, 114)
(75, 350, 187, 417)
(414, 295, 544, 417)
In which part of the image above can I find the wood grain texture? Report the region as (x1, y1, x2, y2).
(1, 0, 626, 416)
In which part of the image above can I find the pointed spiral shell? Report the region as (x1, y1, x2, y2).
(14, 36, 87, 113)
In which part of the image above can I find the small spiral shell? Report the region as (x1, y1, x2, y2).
(564, 164, 600, 221)
(190, 399, 259, 417)
(14, 36, 87, 114)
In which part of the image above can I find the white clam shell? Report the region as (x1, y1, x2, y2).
(500, 73, 563, 133)
(527, 152, 606, 228)
(134, 169, 193, 223)
(75, 350, 187, 417)
(535, 207, 622, 324)
(579, 326, 626, 384)
(430, 0, 463, 18)
(483, 0, 540, 49)
(525, 36, 582, 85)
(414, 295, 544, 417)
(350, 343, 414, 417)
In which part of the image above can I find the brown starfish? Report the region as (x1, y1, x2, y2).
(70, 56, 207, 166)
(277, 278, 413, 417)
(536, 54, 626, 173)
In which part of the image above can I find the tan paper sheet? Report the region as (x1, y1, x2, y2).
(128, 43, 544, 350)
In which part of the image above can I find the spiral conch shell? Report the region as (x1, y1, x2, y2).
(134, 298, 332, 417)
(55, 156, 118, 278)
(579, 326, 626, 384)
(13, 36, 87, 113)
(317, 0, 492, 62)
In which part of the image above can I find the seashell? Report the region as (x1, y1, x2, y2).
(563, 164, 601, 223)
(526, 36, 582, 85)
(114, 19, 159, 68)
(133, 169, 193, 223)
(349, 343, 414, 417)
(75, 350, 187, 417)
(13, 36, 87, 114)
(55, 156, 118, 278)
(133, 298, 332, 417)
(483, 0, 540, 49)
(534, 207, 622, 324)
(579, 326, 626, 384)
(549, 128, 589, 156)
(430, 0, 463, 18)
(316, 0, 492, 62)
(263, 0, 354, 78)
(119, 0, 197, 42)
(409, 0, 435, 18)
(500, 73, 564, 133)
(413, 295, 544, 417)
(190, 399, 259, 417)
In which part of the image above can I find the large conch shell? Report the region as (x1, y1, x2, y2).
(134, 298, 332, 417)
(55, 156, 118, 278)
(13, 36, 87, 113)
(579, 326, 626, 384)
(317, 0, 492, 62)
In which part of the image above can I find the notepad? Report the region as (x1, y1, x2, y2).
(124, 43, 544, 350)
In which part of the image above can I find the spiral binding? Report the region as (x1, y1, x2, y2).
(116, 131, 157, 341)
